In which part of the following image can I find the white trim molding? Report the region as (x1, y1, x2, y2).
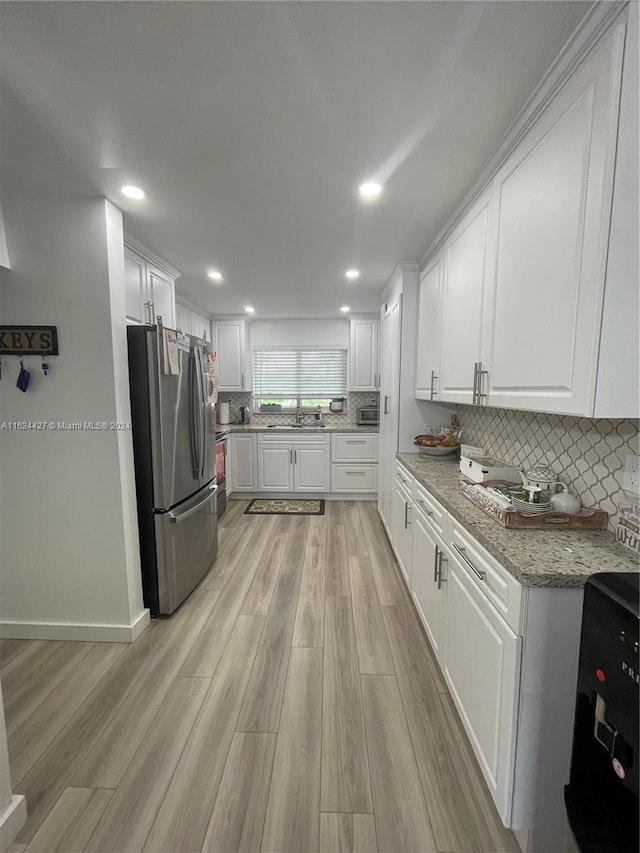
(0, 795, 27, 853)
(0, 609, 150, 643)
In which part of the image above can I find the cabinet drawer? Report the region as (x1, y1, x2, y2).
(258, 432, 330, 445)
(331, 433, 378, 461)
(394, 461, 413, 489)
(331, 464, 378, 493)
(448, 517, 524, 634)
(412, 480, 449, 541)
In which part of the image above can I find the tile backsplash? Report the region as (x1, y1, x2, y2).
(218, 392, 379, 427)
(456, 405, 640, 532)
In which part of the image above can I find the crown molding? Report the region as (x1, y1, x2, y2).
(123, 231, 181, 279)
(419, 0, 628, 267)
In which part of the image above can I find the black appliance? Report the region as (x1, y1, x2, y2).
(565, 572, 639, 853)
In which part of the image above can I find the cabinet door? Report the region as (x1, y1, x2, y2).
(190, 311, 211, 343)
(438, 191, 494, 404)
(443, 557, 522, 825)
(230, 434, 257, 491)
(258, 444, 294, 492)
(147, 263, 176, 329)
(349, 319, 379, 391)
(377, 297, 400, 528)
(294, 445, 330, 493)
(411, 508, 446, 661)
(485, 25, 624, 415)
(176, 303, 191, 336)
(391, 481, 413, 587)
(124, 247, 148, 325)
(415, 255, 443, 400)
(213, 321, 246, 391)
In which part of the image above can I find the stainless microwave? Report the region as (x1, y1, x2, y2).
(356, 406, 379, 426)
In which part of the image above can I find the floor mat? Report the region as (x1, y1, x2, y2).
(243, 498, 326, 516)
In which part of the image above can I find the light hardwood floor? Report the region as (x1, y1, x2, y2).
(2, 500, 521, 853)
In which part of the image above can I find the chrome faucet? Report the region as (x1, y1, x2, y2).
(296, 403, 304, 425)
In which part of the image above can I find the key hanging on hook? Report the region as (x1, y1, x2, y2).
(41, 354, 49, 376)
(17, 357, 31, 392)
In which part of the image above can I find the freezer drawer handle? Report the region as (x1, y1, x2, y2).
(451, 542, 486, 581)
(169, 485, 218, 524)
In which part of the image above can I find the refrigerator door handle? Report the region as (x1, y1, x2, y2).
(189, 354, 200, 476)
(168, 483, 218, 524)
(198, 348, 207, 479)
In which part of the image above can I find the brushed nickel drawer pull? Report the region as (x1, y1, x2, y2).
(345, 471, 366, 475)
(345, 440, 366, 444)
(434, 544, 439, 582)
(417, 498, 432, 516)
(452, 543, 486, 581)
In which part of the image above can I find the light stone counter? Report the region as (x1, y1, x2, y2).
(397, 452, 638, 588)
(217, 424, 379, 435)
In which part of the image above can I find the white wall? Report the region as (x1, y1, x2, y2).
(250, 318, 349, 348)
(0, 207, 9, 270)
(0, 90, 147, 640)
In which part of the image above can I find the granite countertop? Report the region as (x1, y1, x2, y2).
(218, 423, 379, 435)
(397, 452, 638, 588)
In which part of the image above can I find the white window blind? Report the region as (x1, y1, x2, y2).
(253, 348, 347, 398)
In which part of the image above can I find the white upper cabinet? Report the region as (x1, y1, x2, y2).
(211, 319, 251, 391)
(349, 317, 379, 391)
(438, 189, 495, 405)
(484, 19, 626, 415)
(123, 240, 177, 329)
(420, 13, 634, 417)
(190, 311, 211, 343)
(415, 254, 444, 400)
(176, 302, 191, 335)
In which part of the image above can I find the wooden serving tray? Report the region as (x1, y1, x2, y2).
(459, 478, 609, 530)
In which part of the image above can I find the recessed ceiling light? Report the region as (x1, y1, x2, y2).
(340, 306, 350, 313)
(244, 305, 255, 314)
(358, 181, 382, 200)
(345, 269, 360, 280)
(120, 185, 146, 200)
(207, 269, 224, 282)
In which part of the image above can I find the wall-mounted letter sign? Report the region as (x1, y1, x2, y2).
(0, 326, 59, 355)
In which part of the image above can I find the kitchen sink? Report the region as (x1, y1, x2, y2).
(267, 423, 326, 429)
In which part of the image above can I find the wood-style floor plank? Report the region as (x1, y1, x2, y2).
(21, 787, 113, 853)
(381, 602, 447, 695)
(0, 638, 32, 669)
(9, 643, 126, 786)
(261, 647, 323, 853)
(180, 519, 274, 677)
(1, 642, 60, 697)
(341, 502, 369, 557)
(241, 527, 287, 615)
(83, 677, 209, 853)
(14, 617, 187, 842)
(4, 642, 94, 737)
(277, 514, 310, 576)
(348, 557, 395, 675)
(319, 813, 378, 853)
(358, 501, 409, 606)
(292, 516, 326, 647)
(143, 614, 266, 853)
(200, 517, 253, 589)
(201, 732, 277, 853)
(321, 596, 373, 814)
(73, 588, 220, 788)
(360, 674, 437, 853)
(236, 571, 300, 733)
(325, 502, 350, 597)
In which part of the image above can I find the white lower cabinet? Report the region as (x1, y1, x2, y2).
(387, 463, 584, 847)
(229, 434, 257, 492)
(443, 548, 522, 826)
(411, 502, 447, 661)
(391, 465, 413, 586)
(257, 433, 330, 494)
(330, 433, 378, 494)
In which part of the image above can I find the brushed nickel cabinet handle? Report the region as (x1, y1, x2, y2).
(429, 369, 438, 400)
(404, 501, 411, 528)
(451, 543, 486, 581)
(417, 498, 432, 516)
(384, 395, 390, 414)
(434, 544, 440, 582)
(437, 550, 447, 589)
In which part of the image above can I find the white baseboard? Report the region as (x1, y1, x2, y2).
(0, 795, 27, 853)
(0, 609, 150, 643)
(229, 493, 377, 501)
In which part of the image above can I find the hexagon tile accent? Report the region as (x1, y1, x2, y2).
(457, 405, 640, 532)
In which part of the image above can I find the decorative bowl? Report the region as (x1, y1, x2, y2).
(417, 445, 459, 457)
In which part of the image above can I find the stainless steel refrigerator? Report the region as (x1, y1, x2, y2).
(127, 325, 218, 616)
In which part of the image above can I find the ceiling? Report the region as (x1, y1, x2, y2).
(0, 1, 590, 318)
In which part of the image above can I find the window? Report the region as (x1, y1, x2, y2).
(253, 348, 347, 410)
